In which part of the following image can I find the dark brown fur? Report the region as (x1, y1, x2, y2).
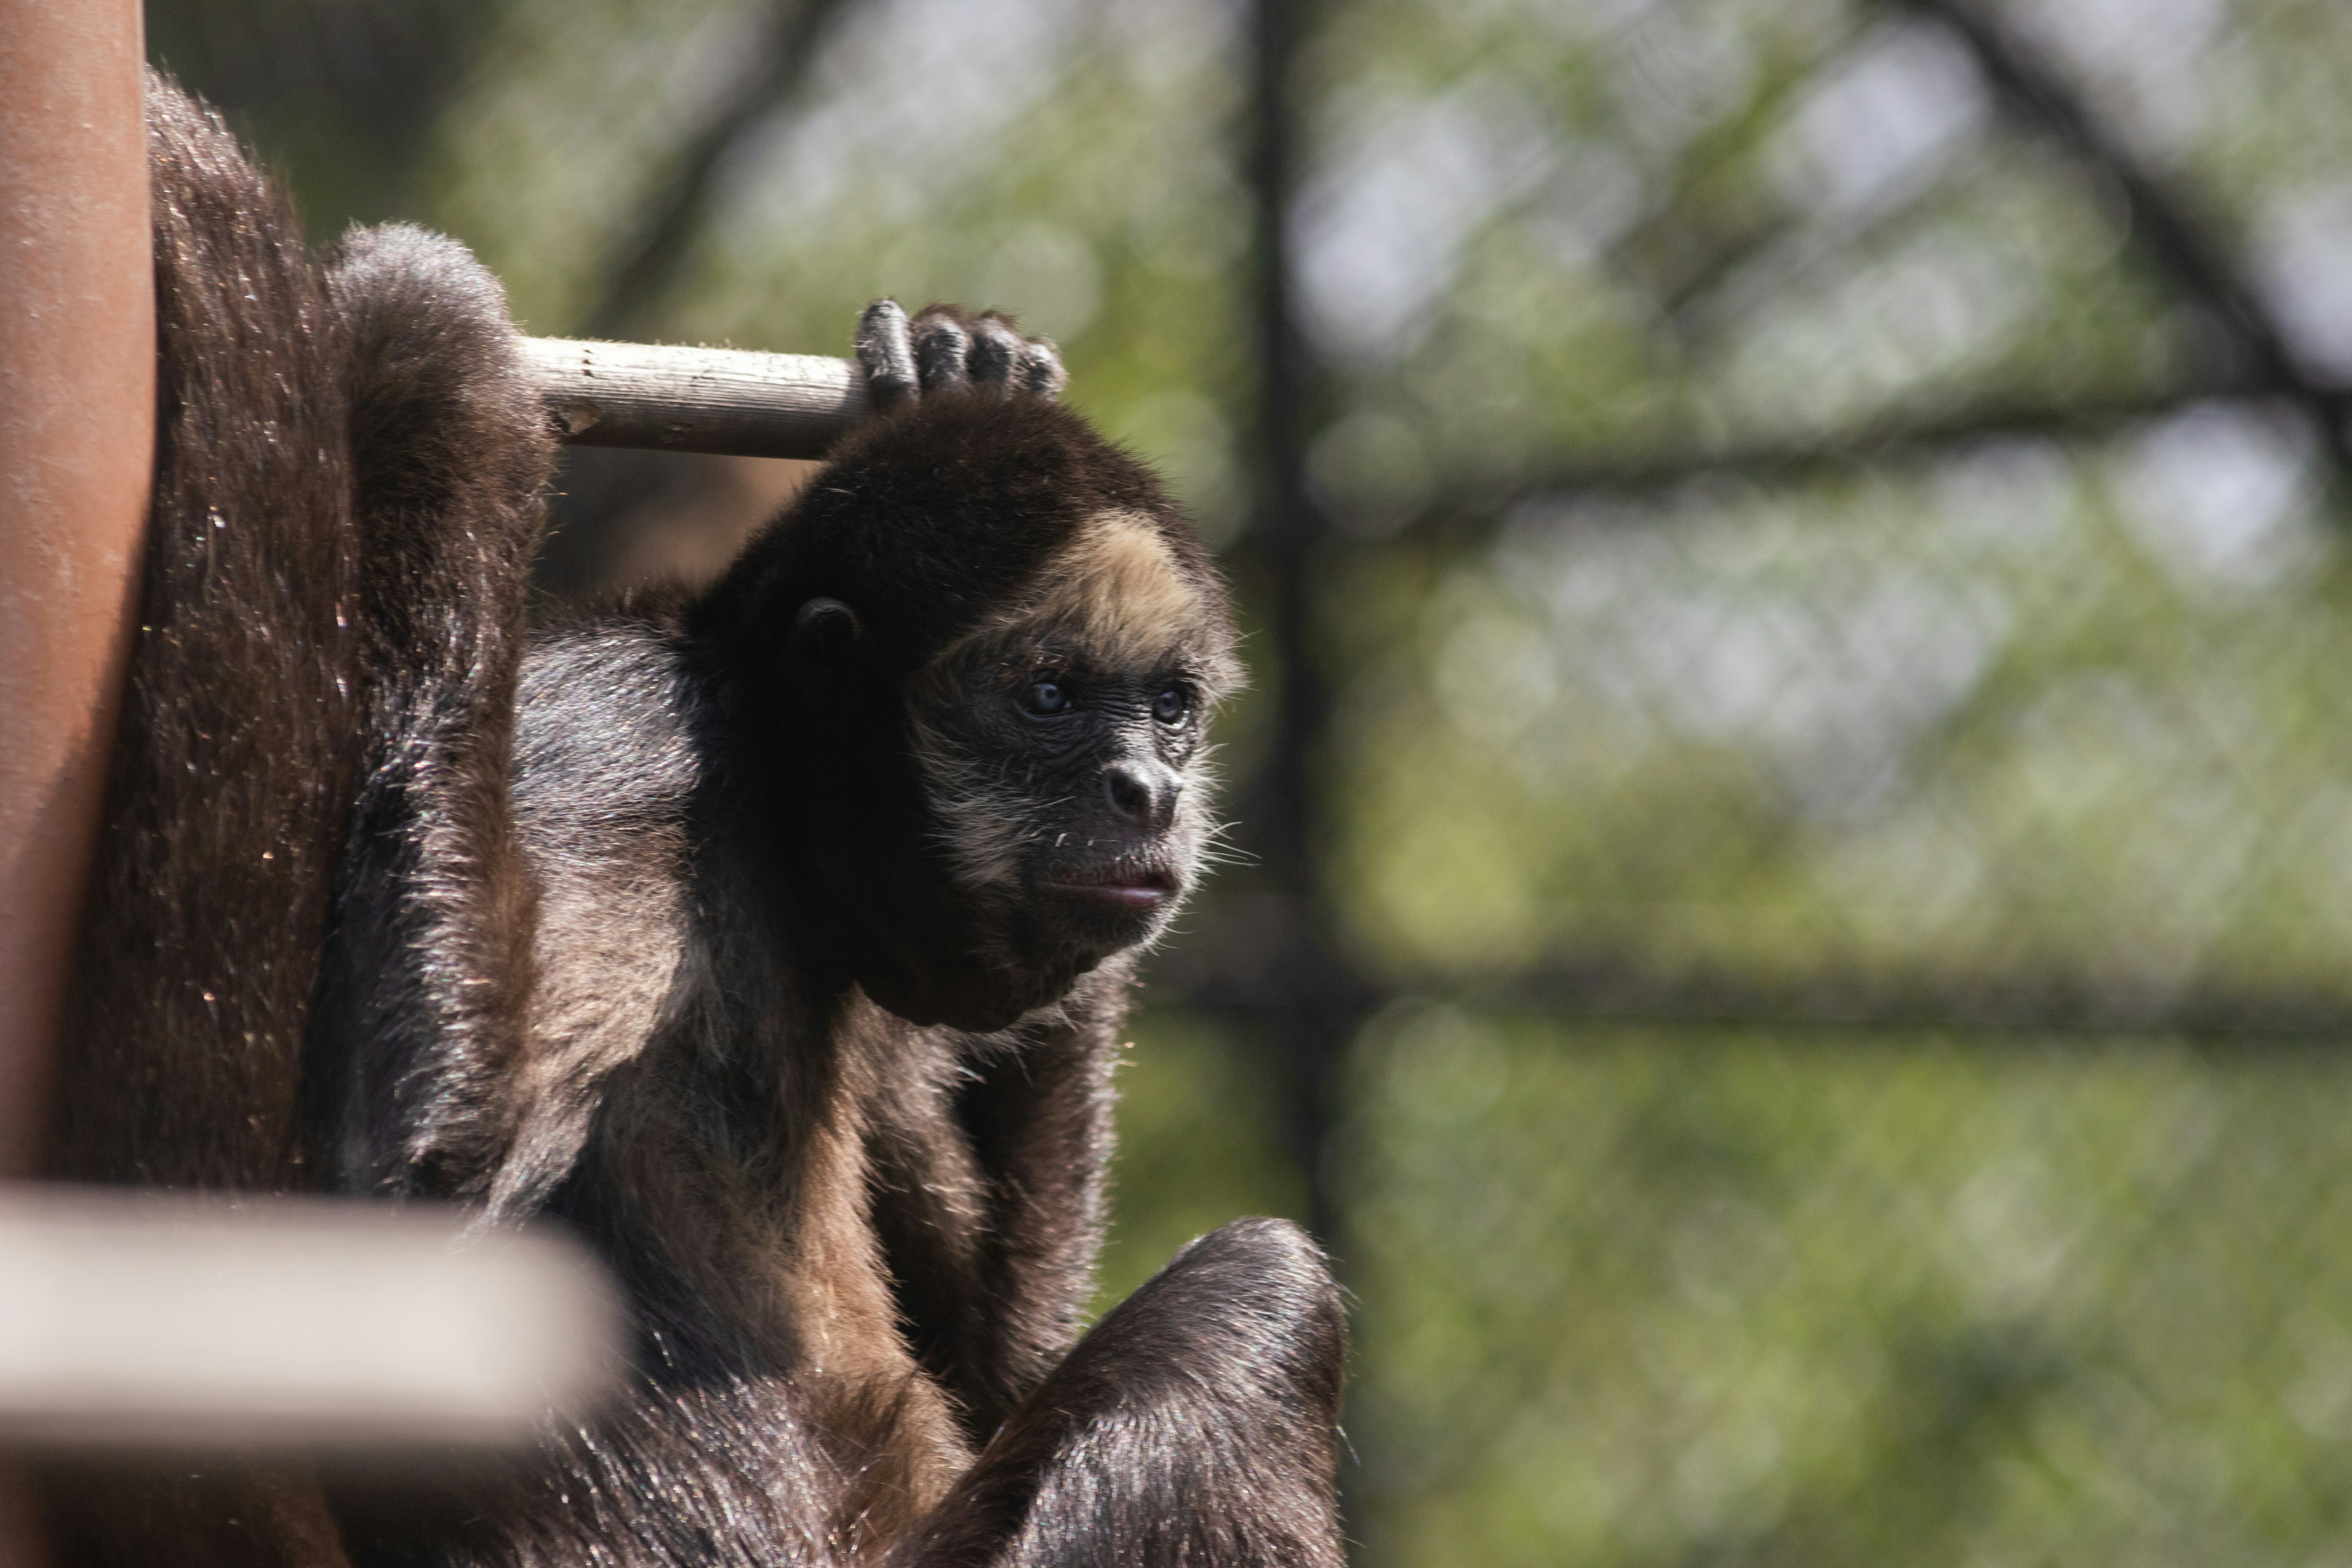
(50, 75, 357, 1197)
(46, 75, 1346, 1568)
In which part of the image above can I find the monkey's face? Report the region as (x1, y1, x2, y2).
(917, 640, 1215, 952)
(895, 511, 1238, 1024)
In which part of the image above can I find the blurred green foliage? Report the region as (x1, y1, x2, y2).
(1094, 1011, 1308, 1309)
(1339, 442, 2352, 992)
(1343, 1011, 2352, 1567)
(146, 0, 2352, 1559)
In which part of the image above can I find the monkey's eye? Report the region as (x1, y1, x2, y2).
(1152, 688, 1191, 726)
(1017, 676, 1072, 717)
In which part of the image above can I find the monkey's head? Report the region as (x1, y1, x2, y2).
(697, 392, 1240, 1032)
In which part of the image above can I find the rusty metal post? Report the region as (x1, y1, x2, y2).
(0, 0, 153, 1175)
(0, 3, 153, 1556)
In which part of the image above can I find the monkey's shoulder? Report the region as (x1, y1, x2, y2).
(514, 614, 713, 840)
(506, 616, 711, 1130)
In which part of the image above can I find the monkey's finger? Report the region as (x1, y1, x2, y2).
(911, 311, 972, 395)
(966, 314, 1025, 394)
(856, 300, 918, 410)
(1018, 340, 1067, 402)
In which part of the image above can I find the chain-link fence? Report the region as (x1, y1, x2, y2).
(150, 0, 2352, 1560)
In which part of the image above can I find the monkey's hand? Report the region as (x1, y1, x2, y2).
(856, 299, 1067, 410)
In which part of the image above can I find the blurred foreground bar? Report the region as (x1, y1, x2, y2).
(524, 337, 868, 459)
(0, 1190, 619, 1454)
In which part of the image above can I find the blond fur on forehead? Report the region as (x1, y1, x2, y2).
(928, 510, 1240, 686)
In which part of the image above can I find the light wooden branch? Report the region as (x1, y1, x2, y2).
(521, 337, 871, 460)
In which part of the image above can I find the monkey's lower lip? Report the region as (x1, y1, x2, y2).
(1042, 870, 1175, 908)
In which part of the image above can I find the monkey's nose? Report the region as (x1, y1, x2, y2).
(1103, 761, 1181, 832)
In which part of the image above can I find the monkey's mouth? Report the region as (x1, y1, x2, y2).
(1040, 862, 1179, 912)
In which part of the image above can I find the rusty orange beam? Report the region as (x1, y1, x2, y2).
(0, 3, 152, 1556)
(0, 1, 153, 1176)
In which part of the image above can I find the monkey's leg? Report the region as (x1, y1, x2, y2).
(892, 1218, 1348, 1568)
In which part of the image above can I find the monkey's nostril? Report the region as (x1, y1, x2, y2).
(1104, 766, 1148, 821)
(1103, 763, 1178, 828)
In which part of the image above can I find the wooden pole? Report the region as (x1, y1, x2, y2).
(0, 5, 154, 1560)
(524, 337, 869, 459)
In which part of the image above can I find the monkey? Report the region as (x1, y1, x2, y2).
(42, 70, 1347, 1568)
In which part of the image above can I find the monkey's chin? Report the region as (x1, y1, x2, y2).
(1035, 880, 1178, 961)
(867, 958, 1090, 1033)
(857, 873, 1178, 1031)
(862, 924, 1102, 1032)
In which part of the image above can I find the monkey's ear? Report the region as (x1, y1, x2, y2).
(790, 597, 864, 679)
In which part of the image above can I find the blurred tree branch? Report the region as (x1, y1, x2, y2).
(1614, 18, 1874, 323)
(1888, 0, 2352, 486)
(145, 0, 487, 229)
(1396, 379, 2275, 542)
(1187, 958, 2352, 1045)
(1389, 0, 2352, 546)
(582, 0, 858, 339)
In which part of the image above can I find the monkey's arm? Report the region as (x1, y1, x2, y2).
(302, 226, 555, 1201)
(950, 987, 1127, 1412)
(869, 974, 1126, 1437)
(892, 1218, 1348, 1568)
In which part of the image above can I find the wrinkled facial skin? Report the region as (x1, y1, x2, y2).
(911, 630, 1221, 982)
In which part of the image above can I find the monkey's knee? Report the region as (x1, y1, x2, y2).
(892, 1219, 1348, 1568)
(1007, 1213, 1348, 1455)
(1158, 1214, 1336, 1298)
(1148, 1218, 1346, 1351)
(1107, 1217, 1347, 1424)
